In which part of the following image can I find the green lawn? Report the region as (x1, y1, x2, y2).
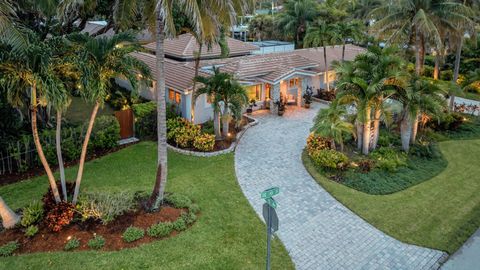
(0, 142, 294, 270)
(65, 96, 115, 124)
(303, 139, 480, 254)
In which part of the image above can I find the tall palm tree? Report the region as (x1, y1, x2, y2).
(336, 20, 364, 61)
(276, 0, 319, 48)
(0, 37, 67, 203)
(194, 67, 247, 138)
(312, 101, 355, 151)
(370, 0, 470, 76)
(68, 32, 150, 204)
(0, 0, 28, 51)
(304, 22, 341, 92)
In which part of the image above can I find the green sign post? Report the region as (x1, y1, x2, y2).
(261, 187, 280, 270)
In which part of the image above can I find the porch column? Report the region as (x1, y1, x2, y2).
(270, 83, 280, 114)
(301, 76, 312, 107)
(182, 93, 192, 122)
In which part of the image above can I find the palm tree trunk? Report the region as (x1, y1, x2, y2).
(342, 42, 346, 62)
(0, 196, 20, 229)
(72, 101, 100, 204)
(148, 9, 169, 210)
(410, 112, 419, 144)
(222, 102, 229, 138)
(400, 112, 412, 152)
(31, 83, 61, 203)
(191, 43, 203, 122)
(213, 111, 221, 139)
(324, 46, 330, 92)
(371, 107, 381, 150)
(362, 106, 371, 155)
(356, 121, 363, 151)
(450, 37, 463, 110)
(56, 110, 67, 201)
(415, 32, 425, 75)
(434, 52, 440, 80)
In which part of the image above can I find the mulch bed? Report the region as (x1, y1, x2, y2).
(0, 142, 139, 187)
(0, 207, 185, 254)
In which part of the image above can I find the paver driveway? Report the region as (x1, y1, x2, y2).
(234, 102, 447, 270)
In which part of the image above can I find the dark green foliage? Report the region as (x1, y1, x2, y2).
(172, 218, 187, 231)
(439, 116, 480, 140)
(201, 120, 215, 135)
(122, 226, 144, 243)
(0, 241, 19, 257)
(188, 203, 200, 214)
(20, 201, 44, 227)
(87, 235, 105, 250)
(132, 102, 180, 139)
(377, 131, 401, 147)
(165, 193, 192, 209)
(105, 83, 146, 110)
(310, 149, 348, 170)
(410, 141, 442, 159)
(88, 116, 120, 151)
(24, 225, 39, 237)
(440, 70, 454, 81)
(428, 112, 465, 131)
(147, 222, 173, 238)
(181, 211, 197, 225)
(64, 237, 80, 251)
(370, 147, 407, 172)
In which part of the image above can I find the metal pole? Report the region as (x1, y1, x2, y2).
(266, 205, 271, 270)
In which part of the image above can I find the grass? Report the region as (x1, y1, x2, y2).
(0, 142, 294, 270)
(65, 96, 115, 124)
(303, 139, 480, 254)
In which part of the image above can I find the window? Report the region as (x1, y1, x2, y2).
(175, 92, 181, 104)
(265, 84, 271, 99)
(168, 89, 181, 104)
(246, 85, 261, 101)
(169, 89, 175, 101)
(289, 78, 299, 88)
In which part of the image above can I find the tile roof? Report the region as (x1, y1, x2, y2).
(131, 52, 209, 93)
(143, 33, 259, 60)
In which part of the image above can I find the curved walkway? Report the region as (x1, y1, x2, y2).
(234, 102, 447, 270)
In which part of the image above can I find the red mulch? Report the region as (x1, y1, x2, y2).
(0, 142, 138, 187)
(0, 207, 185, 254)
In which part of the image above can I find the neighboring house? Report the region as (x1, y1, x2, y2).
(122, 33, 365, 124)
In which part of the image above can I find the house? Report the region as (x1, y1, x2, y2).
(123, 33, 365, 124)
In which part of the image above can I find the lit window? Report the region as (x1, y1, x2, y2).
(169, 89, 175, 101)
(175, 93, 181, 104)
(265, 84, 271, 99)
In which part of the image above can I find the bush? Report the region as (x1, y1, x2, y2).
(377, 131, 401, 147)
(201, 120, 215, 135)
(428, 112, 465, 131)
(132, 101, 157, 139)
(306, 133, 332, 156)
(88, 115, 120, 151)
(371, 147, 407, 172)
(45, 201, 75, 232)
(193, 133, 215, 152)
(172, 218, 187, 231)
(21, 201, 44, 227)
(87, 234, 105, 250)
(25, 225, 39, 237)
(76, 191, 136, 224)
(181, 211, 197, 225)
(441, 70, 454, 81)
(410, 141, 441, 159)
(310, 149, 348, 170)
(0, 241, 19, 257)
(356, 159, 375, 173)
(188, 204, 200, 214)
(64, 237, 80, 251)
(165, 193, 192, 208)
(167, 118, 201, 148)
(147, 222, 173, 238)
(122, 226, 145, 243)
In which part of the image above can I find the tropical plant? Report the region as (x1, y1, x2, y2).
(194, 67, 248, 139)
(304, 22, 341, 92)
(336, 21, 365, 61)
(68, 32, 150, 204)
(0, 0, 28, 51)
(276, 0, 319, 48)
(463, 68, 480, 93)
(249, 14, 276, 41)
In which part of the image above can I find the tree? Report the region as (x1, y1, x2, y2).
(68, 32, 150, 204)
(249, 14, 275, 41)
(349, 0, 381, 24)
(194, 67, 247, 138)
(370, 0, 470, 76)
(304, 22, 342, 92)
(0, 0, 28, 50)
(0, 37, 67, 203)
(0, 196, 20, 229)
(312, 101, 355, 152)
(276, 0, 319, 48)
(336, 20, 364, 61)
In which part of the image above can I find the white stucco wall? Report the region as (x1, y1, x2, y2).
(193, 93, 214, 124)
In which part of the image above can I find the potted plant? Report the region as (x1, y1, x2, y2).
(303, 87, 313, 109)
(274, 100, 285, 116)
(246, 99, 256, 114)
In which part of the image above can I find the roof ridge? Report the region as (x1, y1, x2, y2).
(182, 34, 196, 56)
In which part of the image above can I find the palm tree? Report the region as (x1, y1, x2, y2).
(68, 32, 150, 204)
(312, 101, 355, 151)
(0, 37, 67, 203)
(0, 0, 28, 51)
(462, 68, 480, 92)
(249, 14, 275, 41)
(350, 0, 381, 24)
(336, 20, 364, 61)
(304, 22, 341, 92)
(276, 0, 319, 48)
(370, 0, 470, 76)
(194, 67, 248, 138)
(0, 196, 19, 229)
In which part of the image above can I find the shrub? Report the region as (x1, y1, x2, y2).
(193, 133, 215, 152)
(64, 237, 80, 251)
(181, 211, 197, 225)
(165, 193, 192, 208)
(441, 70, 453, 81)
(122, 226, 145, 243)
(45, 201, 75, 232)
(167, 117, 201, 148)
(87, 234, 105, 250)
(42, 181, 75, 213)
(410, 141, 441, 159)
(21, 201, 44, 227)
(306, 133, 332, 156)
(0, 241, 19, 257)
(201, 120, 215, 135)
(132, 101, 157, 139)
(172, 218, 187, 231)
(310, 149, 348, 170)
(76, 191, 136, 225)
(188, 204, 200, 214)
(428, 112, 465, 131)
(371, 147, 407, 172)
(147, 222, 173, 238)
(25, 225, 39, 237)
(356, 159, 375, 173)
(88, 116, 120, 151)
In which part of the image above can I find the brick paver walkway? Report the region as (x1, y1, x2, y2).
(234, 102, 447, 270)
